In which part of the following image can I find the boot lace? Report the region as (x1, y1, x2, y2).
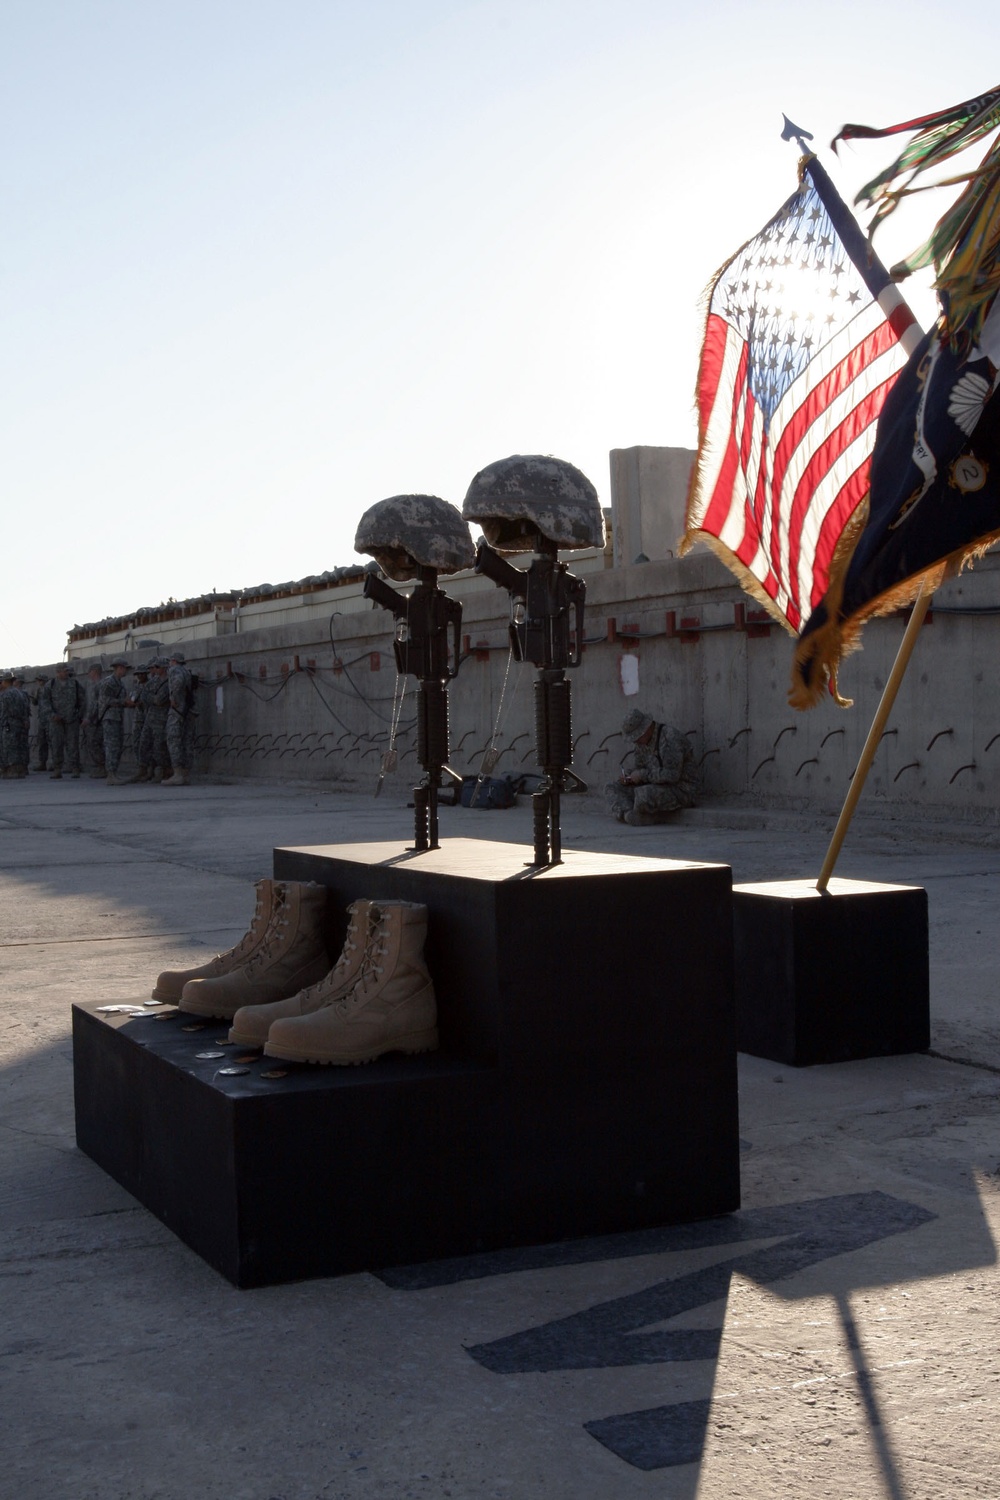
(220, 883, 272, 964)
(300, 906, 368, 1003)
(324, 910, 390, 1015)
(243, 903, 291, 973)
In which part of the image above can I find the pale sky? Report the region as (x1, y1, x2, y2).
(3, 0, 993, 664)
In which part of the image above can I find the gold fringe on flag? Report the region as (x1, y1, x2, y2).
(788, 514, 1000, 710)
(678, 527, 800, 635)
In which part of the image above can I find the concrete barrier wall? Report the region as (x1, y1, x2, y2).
(126, 547, 1000, 823)
(27, 434, 1000, 820)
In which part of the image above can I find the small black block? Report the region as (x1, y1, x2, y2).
(733, 878, 930, 1066)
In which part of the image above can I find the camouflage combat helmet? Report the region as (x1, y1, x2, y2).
(463, 454, 605, 554)
(354, 494, 475, 581)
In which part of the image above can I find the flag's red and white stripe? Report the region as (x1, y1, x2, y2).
(683, 160, 919, 634)
(689, 306, 909, 631)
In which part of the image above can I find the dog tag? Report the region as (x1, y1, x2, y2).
(374, 749, 399, 799)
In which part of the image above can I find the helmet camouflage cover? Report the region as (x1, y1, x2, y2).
(621, 708, 655, 742)
(462, 454, 605, 553)
(354, 495, 475, 581)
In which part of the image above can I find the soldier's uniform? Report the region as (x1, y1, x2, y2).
(98, 658, 130, 783)
(164, 652, 195, 785)
(29, 674, 52, 771)
(606, 709, 698, 825)
(81, 668, 106, 776)
(0, 673, 31, 777)
(0, 677, 10, 776)
(141, 660, 171, 779)
(46, 668, 85, 777)
(130, 668, 152, 778)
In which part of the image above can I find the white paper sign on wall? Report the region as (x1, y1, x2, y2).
(619, 653, 639, 697)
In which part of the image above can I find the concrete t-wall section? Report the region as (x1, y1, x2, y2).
(179, 555, 742, 792)
(610, 446, 695, 567)
(63, 548, 615, 661)
(159, 542, 1000, 825)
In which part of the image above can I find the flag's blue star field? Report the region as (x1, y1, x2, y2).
(715, 181, 869, 423)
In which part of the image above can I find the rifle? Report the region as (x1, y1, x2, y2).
(475, 538, 587, 866)
(363, 565, 465, 851)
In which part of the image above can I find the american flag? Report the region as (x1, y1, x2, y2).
(682, 156, 920, 633)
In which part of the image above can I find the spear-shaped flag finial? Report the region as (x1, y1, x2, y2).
(781, 114, 814, 150)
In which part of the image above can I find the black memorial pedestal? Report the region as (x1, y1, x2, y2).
(733, 877, 930, 1067)
(75, 839, 739, 1286)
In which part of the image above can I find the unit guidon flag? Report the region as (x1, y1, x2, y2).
(681, 155, 918, 638)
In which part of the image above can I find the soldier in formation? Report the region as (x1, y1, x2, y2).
(127, 664, 150, 780)
(0, 671, 31, 777)
(140, 658, 172, 782)
(99, 657, 132, 786)
(29, 674, 52, 771)
(46, 663, 85, 778)
(81, 664, 106, 777)
(164, 650, 195, 786)
(606, 707, 699, 825)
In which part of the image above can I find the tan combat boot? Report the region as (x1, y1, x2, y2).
(263, 901, 437, 1065)
(180, 881, 331, 1020)
(228, 899, 374, 1047)
(162, 768, 189, 786)
(152, 879, 281, 1002)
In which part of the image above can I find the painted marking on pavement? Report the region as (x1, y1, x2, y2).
(379, 1191, 935, 1470)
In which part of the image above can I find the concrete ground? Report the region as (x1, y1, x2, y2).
(1, 774, 998, 1500)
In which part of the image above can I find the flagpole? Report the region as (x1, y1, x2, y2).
(816, 587, 932, 892)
